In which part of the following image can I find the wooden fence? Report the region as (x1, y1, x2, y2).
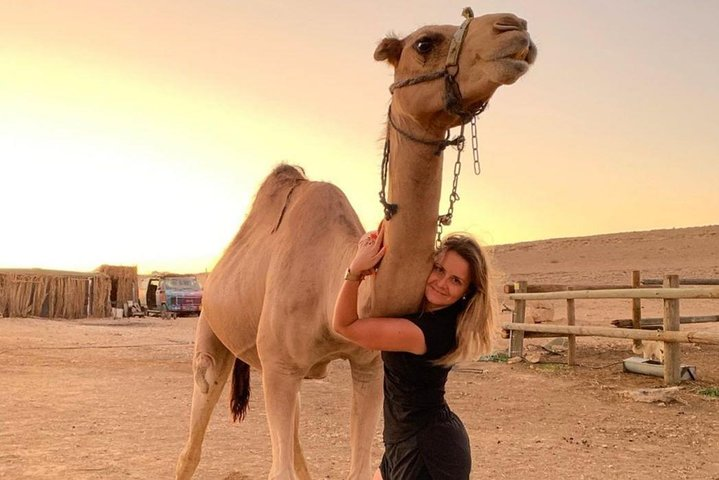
(503, 273, 719, 385)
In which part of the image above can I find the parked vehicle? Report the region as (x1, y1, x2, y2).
(144, 274, 202, 317)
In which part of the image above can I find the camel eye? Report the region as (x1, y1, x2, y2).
(414, 37, 434, 54)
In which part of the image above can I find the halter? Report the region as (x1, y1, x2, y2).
(378, 7, 485, 247)
(388, 6, 481, 123)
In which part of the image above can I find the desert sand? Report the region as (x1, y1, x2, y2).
(1, 225, 718, 479)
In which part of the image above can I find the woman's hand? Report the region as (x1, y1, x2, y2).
(334, 224, 426, 355)
(349, 227, 385, 278)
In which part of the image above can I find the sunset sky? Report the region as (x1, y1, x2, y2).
(2, 1, 717, 274)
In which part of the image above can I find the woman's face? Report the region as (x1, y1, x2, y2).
(424, 250, 471, 311)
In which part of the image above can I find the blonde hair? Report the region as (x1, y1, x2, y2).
(433, 233, 496, 367)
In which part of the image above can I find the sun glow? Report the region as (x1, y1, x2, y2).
(0, 49, 263, 273)
(0, 45, 382, 273)
(1, 1, 717, 274)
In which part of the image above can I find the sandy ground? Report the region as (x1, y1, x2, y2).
(1, 225, 718, 480)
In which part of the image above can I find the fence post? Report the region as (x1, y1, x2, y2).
(509, 281, 527, 358)
(631, 270, 642, 352)
(663, 275, 681, 385)
(567, 298, 576, 365)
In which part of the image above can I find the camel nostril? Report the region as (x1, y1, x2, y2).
(494, 16, 527, 32)
(494, 22, 519, 32)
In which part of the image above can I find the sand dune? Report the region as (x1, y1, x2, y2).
(491, 224, 719, 287)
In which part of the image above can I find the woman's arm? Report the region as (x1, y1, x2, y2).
(332, 228, 427, 355)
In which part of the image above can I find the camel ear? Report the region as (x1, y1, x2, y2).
(374, 37, 402, 67)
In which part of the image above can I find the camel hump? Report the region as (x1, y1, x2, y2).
(258, 164, 309, 233)
(263, 164, 308, 192)
(224, 163, 309, 242)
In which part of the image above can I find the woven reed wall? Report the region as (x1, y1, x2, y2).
(97, 265, 138, 306)
(0, 270, 111, 319)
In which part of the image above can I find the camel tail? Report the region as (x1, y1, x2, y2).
(230, 358, 251, 422)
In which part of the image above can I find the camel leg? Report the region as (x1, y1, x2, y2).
(347, 354, 383, 480)
(176, 314, 235, 480)
(293, 395, 311, 480)
(262, 366, 304, 480)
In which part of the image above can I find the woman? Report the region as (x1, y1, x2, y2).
(333, 228, 496, 480)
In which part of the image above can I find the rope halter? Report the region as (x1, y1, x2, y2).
(379, 7, 486, 232)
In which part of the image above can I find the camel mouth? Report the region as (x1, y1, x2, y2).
(518, 40, 538, 64)
(503, 42, 536, 65)
(494, 56, 531, 73)
(498, 57, 529, 68)
(488, 40, 536, 83)
(513, 46, 531, 62)
(491, 35, 537, 66)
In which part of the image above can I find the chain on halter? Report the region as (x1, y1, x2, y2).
(436, 102, 485, 249)
(378, 7, 486, 244)
(378, 137, 397, 220)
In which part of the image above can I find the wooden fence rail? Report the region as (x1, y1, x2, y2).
(612, 315, 719, 329)
(502, 323, 719, 345)
(642, 278, 719, 285)
(509, 287, 719, 301)
(504, 273, 719, 386)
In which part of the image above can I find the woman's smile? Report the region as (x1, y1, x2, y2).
(428, 284, 448, 297)
(424, 250, 471, 310)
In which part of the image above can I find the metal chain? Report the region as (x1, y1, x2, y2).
(435, 112, 482, 249)
(436, 123, 465, 248)
(471, 114, 481, 175)
(378, 136, 398, 220)
(380, 110, 484, 245)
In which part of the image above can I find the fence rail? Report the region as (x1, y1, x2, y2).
(504, 274, 719, 386)
(508, 287, 719, 301)
(502, 323, 719, 345)
(642, 278, 719, 285)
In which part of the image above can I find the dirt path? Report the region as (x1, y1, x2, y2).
(1, 313, 717, 480)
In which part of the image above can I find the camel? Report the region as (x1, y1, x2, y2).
(176, 8, 536, 480)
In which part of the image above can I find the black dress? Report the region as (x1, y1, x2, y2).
(379, 301, 471, 480)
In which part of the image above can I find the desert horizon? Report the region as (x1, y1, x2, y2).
(3, 223, 717, 279)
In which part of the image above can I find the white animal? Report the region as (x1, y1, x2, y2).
(526, 302, 555, 323)
(633, 340, 665, 363)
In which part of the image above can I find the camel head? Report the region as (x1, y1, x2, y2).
(374, 8, 537, 135)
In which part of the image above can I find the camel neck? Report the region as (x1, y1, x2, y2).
(386, 124, 444, 231)
(365, 120, 445, 317)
